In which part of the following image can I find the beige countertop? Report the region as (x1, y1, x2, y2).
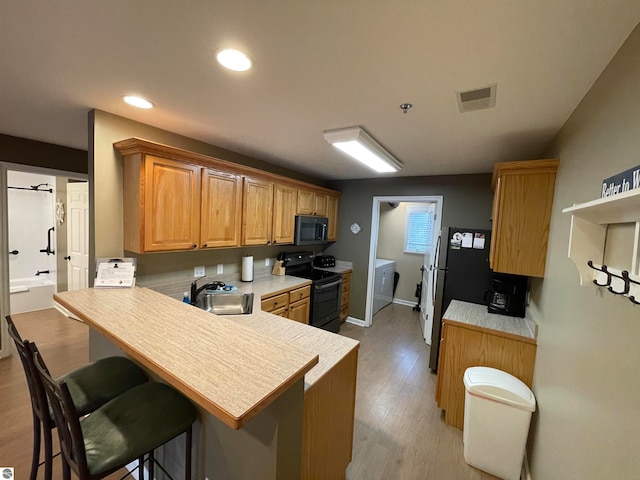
(443, 299, 538, 343)
(220, 274, 359, 390)
(54, 287, 319, 430)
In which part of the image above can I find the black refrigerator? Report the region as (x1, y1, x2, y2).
(428, 226, 493, 371)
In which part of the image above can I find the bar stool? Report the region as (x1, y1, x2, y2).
(33, 346, 198, 480)
(6, 315, 149, 480)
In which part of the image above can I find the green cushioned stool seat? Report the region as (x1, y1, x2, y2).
(82, 382, 198, 476)
(5, 315, 149, 480)
(60, 356, 149, 416)
(34, 350, 198, 480)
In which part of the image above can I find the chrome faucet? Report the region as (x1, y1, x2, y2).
(190, 279, 225, 305)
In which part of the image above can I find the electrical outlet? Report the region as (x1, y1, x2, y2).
(217, 264, 223, 274)
(194, 266, 205, 278)
(264, 257, 270, 267)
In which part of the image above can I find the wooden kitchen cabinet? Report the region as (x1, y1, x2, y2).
(436, 319, 537, 430)
(242, 176, 274, 245)
(339, 270, 351, 322)
(262, 284, 311, 324)
(297, 188, 327, 216)
(200, 168, 242, 248)
(272, 183, 298, 244)
(326, 194, 339, 241)
(242, 178, 298, 246)
(117, 138, 340, 253)
(124, 154, 201, 252)
(490, 159, 559, 277)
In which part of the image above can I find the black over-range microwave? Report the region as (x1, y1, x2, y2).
(294, 215, 328, 246)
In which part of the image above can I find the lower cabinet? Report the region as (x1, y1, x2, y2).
(340, 270, 352, 322)
(436, 319, 537, 430)
(261, 284, 311, 324)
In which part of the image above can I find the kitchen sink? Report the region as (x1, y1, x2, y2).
(196, 292, 254, 315)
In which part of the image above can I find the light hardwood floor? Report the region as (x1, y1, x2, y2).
(341, 303, 499, 480)
(1, 305, 497, 480)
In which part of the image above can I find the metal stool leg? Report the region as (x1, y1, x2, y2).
(43, 424, 53, 480)
(29, 414, 41, 480)
(149, 450, 155, 478)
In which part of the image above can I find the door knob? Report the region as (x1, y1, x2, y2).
(64, 256, 71, 261)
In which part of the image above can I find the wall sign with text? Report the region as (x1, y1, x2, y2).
(601, 164, 640, 197)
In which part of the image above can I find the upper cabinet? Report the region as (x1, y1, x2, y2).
(201, 168, 243, 248)
(297, 189, 327, 216)
(490, 159, 559, 278)
(125, 154, 201, 252)
(116, 138, 340, 253)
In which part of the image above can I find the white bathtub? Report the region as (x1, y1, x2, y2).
(10, 276, 56, 314)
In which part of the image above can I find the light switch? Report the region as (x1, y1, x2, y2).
(217, 264, 224, 274)
(264, 257, 270, 267)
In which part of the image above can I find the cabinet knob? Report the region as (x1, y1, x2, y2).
(192, 244, 197, 248)
(203, 243, 208, 247)
(64, 255, 71, 261)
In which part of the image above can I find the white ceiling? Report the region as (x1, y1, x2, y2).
(1, 2, 639, 180)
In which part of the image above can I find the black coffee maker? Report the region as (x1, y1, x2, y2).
(486, 273, 528, 317)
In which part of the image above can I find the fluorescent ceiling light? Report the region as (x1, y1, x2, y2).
(323, 127, 402, 173)
(216, 48, 253, 72)
(122, 95, 154, 109)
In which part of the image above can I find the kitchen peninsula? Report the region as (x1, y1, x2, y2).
(54, 287, 359, 480)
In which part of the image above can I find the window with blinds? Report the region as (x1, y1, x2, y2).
(404, 204, 434, 254)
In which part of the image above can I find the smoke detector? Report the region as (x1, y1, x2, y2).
(456, 84, 497, 113)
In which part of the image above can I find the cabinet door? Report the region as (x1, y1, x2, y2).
(314, 193, 328, 216)
(289, 297, 310, 324)
(297, 189, 315, 215)
(326, 195, 339, 241)
(272, 183, 297, 244)
(200, 169, 242, 248)
(242, 177, 274, 245)
(491, 163, 557, 277)
(143, 156, 201, 252)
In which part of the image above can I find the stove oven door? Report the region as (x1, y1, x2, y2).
(311, 277, 343, 332)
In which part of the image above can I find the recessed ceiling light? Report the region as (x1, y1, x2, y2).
(122, 95, 154, 109)
(216, 48, 253, 72)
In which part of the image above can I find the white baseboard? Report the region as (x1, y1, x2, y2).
(55, 303, 82, 321)
(392, 298, 417, 307)
(345, 316, 366, 327)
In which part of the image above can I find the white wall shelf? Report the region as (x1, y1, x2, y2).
(562, 190, 640, 305)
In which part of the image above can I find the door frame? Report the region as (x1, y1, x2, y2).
(0, 162, 87, 358)
(363, 195, 443, 329)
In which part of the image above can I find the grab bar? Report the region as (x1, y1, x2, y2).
(40, 226, 55, 256)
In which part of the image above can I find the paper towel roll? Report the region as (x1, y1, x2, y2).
(242, 255, 254, 282)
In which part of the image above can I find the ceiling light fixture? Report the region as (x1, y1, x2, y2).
(216, 48, 253, 72)
(323, 127, 402, 173)
(122, 95, 154, 109)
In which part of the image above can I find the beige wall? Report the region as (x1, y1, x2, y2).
(528, 24, 640, 479)
(377, 202, 432, 303)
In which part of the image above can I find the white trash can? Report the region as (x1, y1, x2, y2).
(463, 366, 536, 480)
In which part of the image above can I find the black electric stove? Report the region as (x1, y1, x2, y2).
(281, 252, 342, 333)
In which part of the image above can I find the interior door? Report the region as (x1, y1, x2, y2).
(421, 230, 440, 344)
(66, 182, 89, 290)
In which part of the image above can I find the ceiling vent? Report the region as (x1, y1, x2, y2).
(456, 84, 497, 113)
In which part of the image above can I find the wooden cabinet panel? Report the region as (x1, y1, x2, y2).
(261, 292, 289, 312)
(303, 348, 357, 480)
(339, 270, 351, 322)
(297, 189, 315, 215)
(437, 321, 537, 430)
(490, 159, 559, 277)
(143, 156, 201, 252)
(289, 285, 311, 303)
(289, 297, 310, 324)
(326, 194, 339, 241)
(242, 177, 274, 245)
(200, 169, 242, 248)
(272, 183, 297, 244)
(313, 193, 328, 217)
